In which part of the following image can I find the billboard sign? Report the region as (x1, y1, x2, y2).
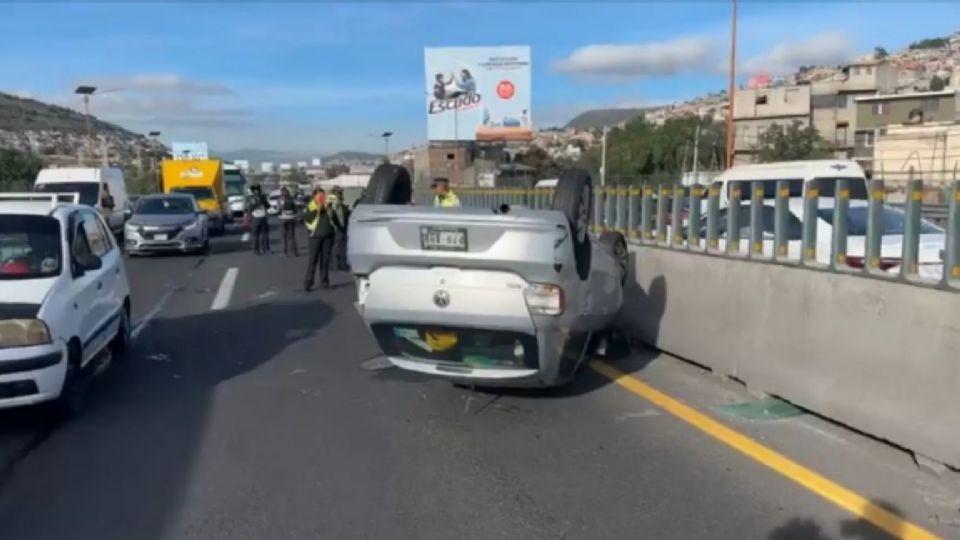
(171, 142, 209, 160)
(424, 46, 532, 142)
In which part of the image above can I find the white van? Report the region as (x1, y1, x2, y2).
(714, 160, 869, 206)
(34, 167, 129, 235)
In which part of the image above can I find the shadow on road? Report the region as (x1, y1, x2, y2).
(769, 500, 914, 540)
(0, 297, 334, 540)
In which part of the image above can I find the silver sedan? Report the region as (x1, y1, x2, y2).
(124, 193, 209, 255)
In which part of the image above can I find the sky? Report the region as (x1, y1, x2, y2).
(1, 2, 957, 156)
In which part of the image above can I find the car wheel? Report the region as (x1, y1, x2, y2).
(109, 304, 132, 359)
(360, 164, 412, 205)
(553, 168, 594, 280)
(53, 342, 87, 418)
(599, 231, 629, 286)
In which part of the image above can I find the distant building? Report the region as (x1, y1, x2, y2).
(234, 159, 250, 172)
(311, 158, 322, 167)
(296, 161, 307, 169)
(260, 162, 275, 173)
(279, 163, 292, 172)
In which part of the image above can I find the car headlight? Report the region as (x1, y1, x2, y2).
(183, 219, 200, 230)
(524, 283, 565, 316)
(0, 319, 52, 348)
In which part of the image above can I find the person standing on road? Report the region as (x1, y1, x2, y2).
(432, 177, 461, 208)
(303, 188, 335, 291)
(278, 186, 299, 256)
(245, 184, 271, 255)
(329, 188, 351, 271)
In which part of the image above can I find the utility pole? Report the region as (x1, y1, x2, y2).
(600, 125, 608, 186)
(692, 123, 701, 181)
(725, 0, 738, 170)
(381, 131, 393, 161)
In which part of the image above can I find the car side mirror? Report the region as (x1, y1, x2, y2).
(75, 252, 102, 274)
(124, 208, 133, 218)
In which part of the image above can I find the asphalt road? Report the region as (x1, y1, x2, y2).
(0, 222, 956, 540)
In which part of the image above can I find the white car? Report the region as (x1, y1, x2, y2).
(0, 193, 131, 413)
(267, 190, 282, 216)
(701, 199, 946, 278)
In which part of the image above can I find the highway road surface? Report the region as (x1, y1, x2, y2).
(0, 223, 958, 540)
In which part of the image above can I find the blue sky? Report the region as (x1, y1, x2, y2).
(1, 2, 957, 156)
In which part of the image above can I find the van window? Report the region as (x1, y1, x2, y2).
(816, 178, 868, 199)
(35, 182, 100, 206)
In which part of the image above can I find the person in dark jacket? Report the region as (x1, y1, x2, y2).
(278, 186, 299, 256)
(329, 188, 350, 271)
(245, 184, 271, 254)
(303, 189, 335, 291)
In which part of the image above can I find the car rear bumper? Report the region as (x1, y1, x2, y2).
(0, 342, 68, 409)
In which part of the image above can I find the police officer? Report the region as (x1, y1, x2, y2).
(245, 184, 270, 254)
(278, 186, 299, 256)
(432, 177, 461, 207)
(303, 188, 335, 291)
(329, 188, 350, 271)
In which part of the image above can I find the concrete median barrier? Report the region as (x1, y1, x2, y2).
(620, 245, 960, 469)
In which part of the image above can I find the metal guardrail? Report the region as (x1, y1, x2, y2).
(418, 179, 960, 291)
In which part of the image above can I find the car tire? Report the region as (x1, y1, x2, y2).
(599, 231, 629, 287)
(110, 304, 132, 359)
(53, 342, 86, 418)
(553, 168, 594, 281)
(360, 164, 412, 205)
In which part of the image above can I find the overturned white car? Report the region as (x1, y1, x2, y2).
(348, 165, 628, 388)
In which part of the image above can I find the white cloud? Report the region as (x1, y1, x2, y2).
(551, 36, 717, 79)
(78, 74, 232, 95)
(742, 31, 853, 75)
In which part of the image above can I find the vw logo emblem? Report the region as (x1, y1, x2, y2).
(433, 290, 450, 308)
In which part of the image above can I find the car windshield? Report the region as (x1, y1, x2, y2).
(818, 206, 943, 236)
(35, 182, 99, 206)
(136, 197, 195, 215)
(172, 187, 215, 200)
(225, 175, 245, 196)
(0, 215, 62, 280)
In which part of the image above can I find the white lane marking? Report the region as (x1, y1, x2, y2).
(241, 232, 250, 242)
(210, 267, 239, 311)
(131, 287, 176, 340)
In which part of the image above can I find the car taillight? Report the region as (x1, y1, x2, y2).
(846, 256, 900, 271)
(524, 284, 564, 316)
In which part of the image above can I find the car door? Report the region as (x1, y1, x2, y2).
(68, 212, 106, 366)
(84, 209, 125, 325)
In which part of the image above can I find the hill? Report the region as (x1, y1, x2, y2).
(565, 108, 651, 130)
(0, 91, 166, 165)
(323, 150, 382, 163)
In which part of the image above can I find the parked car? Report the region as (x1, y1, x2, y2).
(349, 165, 628, 388)
(698, 199, 946, 278)
(0, 193, 131, 413)
(124, 193, 209, 256)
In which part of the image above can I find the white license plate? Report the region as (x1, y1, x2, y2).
(154, 234, 168, 241)
(420, 227, 467, 251)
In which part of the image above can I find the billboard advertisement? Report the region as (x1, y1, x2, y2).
(171, 142, 209, 160)
(425, 46, 531, 142)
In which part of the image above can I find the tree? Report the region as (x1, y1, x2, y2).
(324, 164, 349, 179)
(929, 75, 947, 92)
(873, 46, 888, 59)
(752, 121, 833, 163)
(0, 149, 44, 192)
(287, 168, 309, 185)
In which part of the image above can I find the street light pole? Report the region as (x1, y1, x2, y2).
(381, 131, 393, 161)
(75, 85, 97, 165)
(725, 0, 738, 170)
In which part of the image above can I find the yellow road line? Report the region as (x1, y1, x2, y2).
(590, 360, 941, 540)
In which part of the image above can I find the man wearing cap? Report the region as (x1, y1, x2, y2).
(432, 177, 461, 208)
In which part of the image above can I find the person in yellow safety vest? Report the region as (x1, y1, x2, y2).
(302, 189, 335, 291)
(432, 177, 461, 208)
